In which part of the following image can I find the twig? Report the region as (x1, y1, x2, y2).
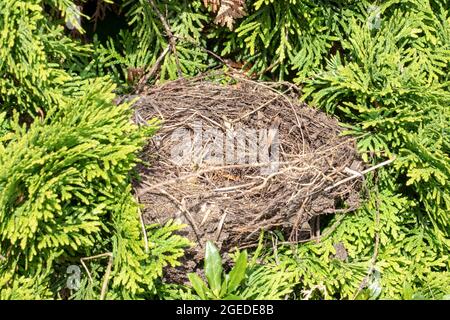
(147, 0, 182, 77)
(235, 88, 291, 122)
(214, 182, 257, 193)
(100, 255, 113, 300)
(270, 232, 280, 265)
(171, 34, 241, 71)
(137, 160, 303, 196)
(0, 254, 5, 261)
(324, 158, 395, 192)
(215, 210, 228, 241)
(255, 59, 281, 78)
(199, 203, 212, 227)
(239, 221, 343, 253)
(80, 253, 113, 300)
(136, 45, 171, 93)
(157, 188, 203, 247)
(139, 207, 149, 254)
(92, 0, 109, 31)
(134, 191, 150, 254)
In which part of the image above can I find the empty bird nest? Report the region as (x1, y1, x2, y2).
(130, 72, 363, 273)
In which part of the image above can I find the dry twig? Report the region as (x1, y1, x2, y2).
(147, 0, 182, 77)
(80, 252, 113, 300)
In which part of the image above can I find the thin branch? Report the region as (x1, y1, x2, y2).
(135, 45, 171, 93)
(157, 188, 203, 247)
(215, 210, 228, 241)
(235, 88, 290, 122)
(100, 254, 113, 300)
(324, 158, 395, 192)
(171, 34, 240, 71)
(139, 207, 149, 254)
(239, 212, 348, 250)
(80, 252, 113, 300)
(147, 0, 182, 77)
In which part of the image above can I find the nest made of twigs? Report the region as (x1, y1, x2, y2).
(132, 72, 362, 268)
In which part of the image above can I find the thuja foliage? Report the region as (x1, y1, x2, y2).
(1, 0, 449, 300)
(0, 0, 88, 116)
(83, 0, 368, 83)
(304, 0, 450, 238)
(281, 178, 449, 299)
(0, 0, 190, 299)
(299, 0, 450, 299)
(0, 77, 192, 298)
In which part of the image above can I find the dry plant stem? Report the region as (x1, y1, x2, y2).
(157, 188, 203, 247)
(92, 0, 109, 31)
(100, 255, 113, 300)
(216, 210, 229, 241)
(136, 45, 171, 93)
(137, 160, 305, 196)
(133, 191, 149, 253)
(289, 198, 307, 241)
(236, 88, 291, 122)
(147, 0, 182, 77)
(80, 252, 113, 300)
(139, 207, 149, 254)
(324, 158, 395, 192)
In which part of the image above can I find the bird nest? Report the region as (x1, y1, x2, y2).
(132, 72, 363, 267)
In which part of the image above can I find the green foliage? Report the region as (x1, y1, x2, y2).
(1, 0, 449, 300)
(0, 75, 185, 298)
(81, 1, 369, 82)
(278, 180, 449, 299)
(176, 240, 297, 300)
(187, 241, 248, 299)
(110, 0, 210, 82)
(72, 215, 192, 299)
(0, 0, 91, 115)
(290, 0, 450, 300)
(303, 0, 450, 239)
(0, 79, 146, 264)
(227, 0, 357, 80)
(0, 0, 191, 300)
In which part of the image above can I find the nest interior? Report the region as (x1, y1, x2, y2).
(132, 73, 362, 275)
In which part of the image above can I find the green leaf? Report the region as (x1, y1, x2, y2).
(223, 294, 244, 300)
(227, 251, 248, 293)
(402, 283, 414, 300)
(187, 273, 208, 300)
(204, 241, 223, 295)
